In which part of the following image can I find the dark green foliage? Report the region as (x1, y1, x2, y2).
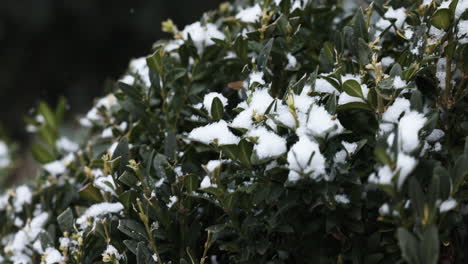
(1, 0, 468, 263)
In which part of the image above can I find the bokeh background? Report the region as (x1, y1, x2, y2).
(0, 0, 223, 142)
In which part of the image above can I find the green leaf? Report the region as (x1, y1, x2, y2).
(319, 42, 335, 71)
(119, 190, 137, 210)
(220, 144, 239, 161)
(337, 102, 373, 112)
(38, 231, 54, 251)
(397, 228, 420, 264)
(112, 137, 130, 174)
(57, 208, 74, 233)
(434, 166, 451, 200)
(79, 183, 104, 203)
(31, 143, 56, 164)
(119, 82, 142, 100)
(325, 93, 337, 115)
(465, 137, 468, 156)
(428, 172, 441, 207)
(55, 96, 67, 125)
(389, 63, 403, 77)
(211, 97, 224, 121)
(146, 48, 164, 75)
(200, 186, 224, 197)
(431, 9, 451, 30)
(452, 154, 468, 193)
(374, 145, 392, 167)
(353, 9, 368, 42)
(357, 37, 371, 65)
(449, 0, 459, 15)
(184, 174, 200, 193)
(461, 43, 468, 76)
(408, 178, 425, 219)
(410, 90, 423, 112)
(164, 130, 177, 159)
(238, 139, 253, 167)
(420, 225, 439, 264)
(118, 171, 138, 188)
(123, 240, 139, 255)
(257, 38, 274, 71)
(233, 36, 248, 62)
(38, 102, 58, 131)
(136, 242, 153, 264)
(118, 219, 147, 240)
(153, 154, 168, 179)
(291, 74, 308, 95)
(342, 80, 364, 99)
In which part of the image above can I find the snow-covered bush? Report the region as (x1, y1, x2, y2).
(0, 138, 13, 188)
(1, 0, 468, 263)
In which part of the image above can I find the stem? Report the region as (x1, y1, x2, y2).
(200, 231, 213, 264)
(137, 199, 163, 264)
(444, 31, 454, 109)
(377, 92, 384, 115)
(455, 76, 467, 101)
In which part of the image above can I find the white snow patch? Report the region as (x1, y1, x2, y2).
(200, 176, 216, 189)
(42, 248, 63, 264)
(455, 0, 468, 19)
(0, 194, 9, 210)
(231, 108, 254, 130)
(167, 196, 178, 208)
(368, 166, 393, 185)
(343, 141, 358, 155)
(440, 198, 457, 213)
(102, 245, 123, 261)
(458, 20, 468, 44)
(94, 175, 117, 196)
(0, 141, 10, 168)
(384, 7, 407, 28)
(236, 4, 262, 23)
(313, 78, 339, 94)
(334, 150, 347, 164)
(205, 160, 223, 173)
(396, 153, 417, 189)
(231, 89, 276, 129)
(4, 212, 49, 262)
(426, 129, 445, 143)
(59, 237, 70, 249)
(399, 111, 427, 153)
(382, 98, 411, 123)
(287, 137, 326, 181)
(101, 127, 113, 138)
(249, 71, 266, 85)
(247, 127, 287, 159)
(305, 105, 344, 138)
(181, 22, 225, 53)
(381, 57, 395, 68)
(128, 57, 150, 87)
(56, 137, 79, 153)
(189, 120, 240, 145)
(437, 58, 447, 90)
(13, 185, 32, 213)
(335, 194, 350, 204)
(76, 202, 124, 228)
(379, 203, 390, 215)
(203, 92, 228, 114)
(286, 53, 297, 70)
(43, 160, 67, 176)
(393, 76, 407, 89)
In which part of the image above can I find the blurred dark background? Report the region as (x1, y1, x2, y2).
(0, 0, 223, 141)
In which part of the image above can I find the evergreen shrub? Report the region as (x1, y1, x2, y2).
(1, 0, 468, 263)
